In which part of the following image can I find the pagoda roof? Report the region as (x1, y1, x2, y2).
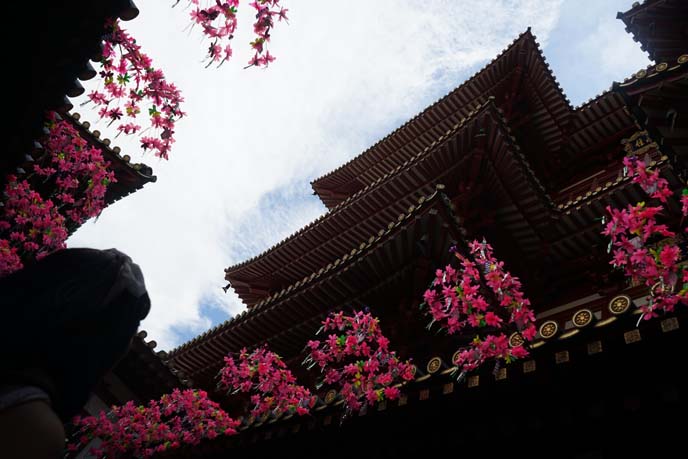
(617, 0, 688, 64)
(5, 0, 139, 185)
(310, 29, 571, 209)
(566, 91, 636, 165)
(66, 112, 157, 207)
(171, 189, 465, 385)
(226, 100, 555, 308)
(614, 54, 688, 164)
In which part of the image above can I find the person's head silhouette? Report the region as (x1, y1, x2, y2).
(0, 248, 150, 458)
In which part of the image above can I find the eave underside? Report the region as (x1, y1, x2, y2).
(617, 0, 688, 63)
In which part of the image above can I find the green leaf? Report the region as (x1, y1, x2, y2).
(116, 73, 130, 85)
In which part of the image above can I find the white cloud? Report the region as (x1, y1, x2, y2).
(68, 1, 563, 349)
(575, 2, 650, 99)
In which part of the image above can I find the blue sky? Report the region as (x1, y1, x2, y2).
(68, 1, 649, 349)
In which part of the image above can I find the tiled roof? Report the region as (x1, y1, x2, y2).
(617, 0, 688, 63)
(310, 29, 571, 208)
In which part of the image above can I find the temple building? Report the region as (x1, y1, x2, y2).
(110, 1, 687, 457)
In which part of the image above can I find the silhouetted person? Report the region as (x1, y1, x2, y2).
(0, 248, 151, 459)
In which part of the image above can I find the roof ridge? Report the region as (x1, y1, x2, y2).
(616, 0, 661, 20)
(67, 111, 157, 181)
(614, 54, 688, 90)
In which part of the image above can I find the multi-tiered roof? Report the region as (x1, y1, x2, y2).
(147, 3, 687, 456)
(168, 18, 687, 399)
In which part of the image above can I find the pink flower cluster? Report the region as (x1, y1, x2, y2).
(185, 0, 287, 68)
(623, 156, 673, 202)
(37, 112, 116, 223)
(421, 240, 537, 373)
(603, 157, 687, 319)
(1, 113, 115, 277)
(304, 311, 414, 413)
(87, 20, 184, 159)
(67, 389, 238, 458)
(0, 177, 67, 275)
(219, 346, 315, 419)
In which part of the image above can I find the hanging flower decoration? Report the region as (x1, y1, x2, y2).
(246, 0, 287, 68)
(219, 346, 315, 419)
(0, 176, 67, 275)
(85, 19, 184, 159)
(36, 112, 116, 223)
(66, 389, 239, 458)
(602, 156, 688, 320)
(304, 310, 414, 414)
(181, 0, 287, 68)
(0, 113, 116, 277)
(421, 240, 537, 375)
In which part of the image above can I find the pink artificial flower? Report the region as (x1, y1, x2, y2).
(383, 386, 400, 400)
(510, 346, 528, 359)
(484, 311, 502, 327)
(659, 245, 679, 268)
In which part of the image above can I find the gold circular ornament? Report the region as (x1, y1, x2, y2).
(426, 357, 442, 374)
(650, 282, 674, 297)
(572, 309, 594, 328)
(634, 69, 647, 79)
(608, 295, 631, 315)
(678, 54, 688, 64)
(509, 332, 525, 347)
(539, 320, 559, 339)
(655, 62, 668, 72)
(324, 389, 337, 404)
(452, 350, 463, 366)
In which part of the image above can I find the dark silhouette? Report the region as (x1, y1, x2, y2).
(0, 248, 150, 459)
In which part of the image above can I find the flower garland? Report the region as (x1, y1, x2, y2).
(304, 311, 414, 414)
(603, 156, 688, 319)
(0, 114, 115, 277)
(67, 389, 238, 458)
(183, 0, 288, 68)
(85, 19, 184, 159)
(219, 346, 315, 418)
(421, 240, 537, 374)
